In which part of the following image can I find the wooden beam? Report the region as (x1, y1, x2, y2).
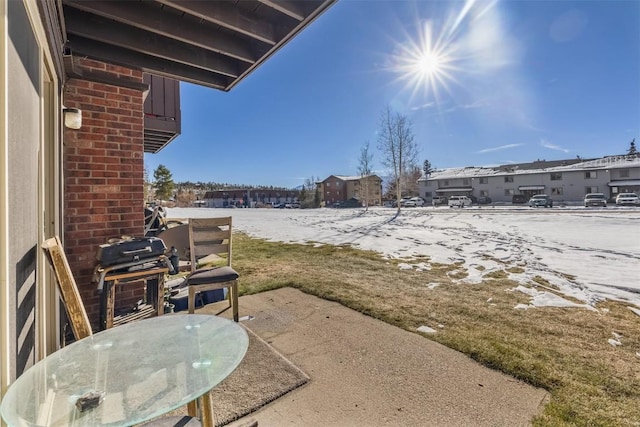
(63, 0, 263, 64)
(156, 0, 279, 45)
(257, 0, 307, 21)
(64, 8, 242, 78)
(64, 54, 150, 92)
(67, 35, 234, 91)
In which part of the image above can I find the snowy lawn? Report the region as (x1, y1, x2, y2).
(166, 205, 640, 425)
(168, 206, 640, 310)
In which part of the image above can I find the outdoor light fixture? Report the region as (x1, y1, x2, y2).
(63, 107, 82, 129)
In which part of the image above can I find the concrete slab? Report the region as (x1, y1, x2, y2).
(200, 287, 548, 427)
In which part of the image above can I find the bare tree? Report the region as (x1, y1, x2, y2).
(403, 165, 422, 197)
(377, 106, 419, 213)
(358, 141, 374, 210)
(303, 175, 321, 208)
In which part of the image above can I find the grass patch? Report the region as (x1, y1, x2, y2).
(232, 232, 640, 426)
(484, 269, 508, 279)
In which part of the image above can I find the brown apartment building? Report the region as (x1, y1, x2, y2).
(319, 174, 383, 207)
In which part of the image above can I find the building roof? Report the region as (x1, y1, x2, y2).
(326, 174, 381, 182)
(421, 156, 640, 180)
(56, 0, 336, 91)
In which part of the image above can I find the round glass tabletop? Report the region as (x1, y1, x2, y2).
(0, 314, 248, 427)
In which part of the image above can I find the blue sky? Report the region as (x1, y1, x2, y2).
(144, 0, 640, 189)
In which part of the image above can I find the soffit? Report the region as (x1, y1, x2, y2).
(60, 0, 336, 91)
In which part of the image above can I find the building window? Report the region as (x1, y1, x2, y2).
(551, 187, 563, 195)
(480, 190, 489, 197)
(443, 180, 449, 186)
(425, 181, 432, 187)
(479, 177, 488, 184)
(585, 171, 597, 179)
(424, 191, 432, 198)
(463, 178, 470, 185)
(504, 189, 515, 196)
(504, 176, 514, 183)
(585, 186, 599, 193)
(619, 168, 630, 178)
(550, 172, 562, 181)
(326, 182, 331, 187)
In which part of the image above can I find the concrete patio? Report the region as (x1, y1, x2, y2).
(200, 287, 549, 427)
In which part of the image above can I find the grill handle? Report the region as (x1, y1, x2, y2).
(120, 246, 152, 256)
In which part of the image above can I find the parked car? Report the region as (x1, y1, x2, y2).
(399, 197, 412, 207)
(403, 199, 417, 207)
(528, 194, 553, 208)
(409, 197, 425, 207)
(584, 193, 607, 207)
(431, 196, 446, 206)
(448, 195, 472, 208)
(512, 194, 528, 204)
(477, 196, 492, 205)
(615, 192, 640, 206)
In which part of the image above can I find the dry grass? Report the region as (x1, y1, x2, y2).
(232, 232, 640, 426)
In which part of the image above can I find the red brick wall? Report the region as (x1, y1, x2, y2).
(63, 58, 146, 329)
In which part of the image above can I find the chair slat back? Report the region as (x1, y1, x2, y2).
(188, 217, 233, 271)
(42, 236, 93, 340)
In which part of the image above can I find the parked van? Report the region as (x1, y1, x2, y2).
(448, 195, 472, 208)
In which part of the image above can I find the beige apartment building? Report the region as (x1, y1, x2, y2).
(419, 155, 640, 204)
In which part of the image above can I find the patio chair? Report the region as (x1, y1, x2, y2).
(185, 217, 239, 321)
(42, 236, 93, 340)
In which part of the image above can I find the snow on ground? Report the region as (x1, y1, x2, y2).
(166, 206, 640, 311)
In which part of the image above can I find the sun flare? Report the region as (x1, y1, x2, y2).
(392, 20, 459, 100)
(416, 51, 443, 77)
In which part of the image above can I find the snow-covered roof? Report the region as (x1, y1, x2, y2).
(331, 174, 380, 181)
(421, 156, 640, 180)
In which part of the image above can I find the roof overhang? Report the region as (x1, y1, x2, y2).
(46, 0, 336, 153)
(519, 185, 545, 190)
(436, 188, 473, 193)
(59, 0, 337, 92)
(608, 180, 640, 187)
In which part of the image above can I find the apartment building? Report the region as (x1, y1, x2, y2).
(318, 175, 383, 206)
(202, 189, 300, 208)
(419, 155, 640, 204)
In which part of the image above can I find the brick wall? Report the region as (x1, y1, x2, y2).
(63, 58, 146, 329)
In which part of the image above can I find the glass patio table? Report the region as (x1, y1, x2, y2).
(0, 314, 248, 427)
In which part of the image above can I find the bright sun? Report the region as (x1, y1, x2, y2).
(391, 20, 460, 101)
(416, 51, 443, 78)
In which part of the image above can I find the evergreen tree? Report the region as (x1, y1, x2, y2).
(423, 160, 433, 177)
(628, 139, 637, 156)
(153, 164, 174, 200)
